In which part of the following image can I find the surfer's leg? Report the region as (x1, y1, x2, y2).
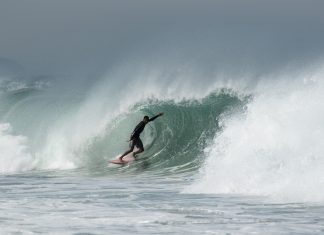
(133, 138, 144, 157)
(133, 148, 144, 157)
(119, 149, 133, 161)
(119, 141, 135, 161)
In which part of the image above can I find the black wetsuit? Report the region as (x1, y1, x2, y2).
(129, 115, 160, 150)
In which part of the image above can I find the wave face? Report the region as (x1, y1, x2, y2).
(84, 92, 244, 173)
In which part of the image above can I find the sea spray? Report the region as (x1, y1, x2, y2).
(187, 69, 324, 202)
(0, 123, 35, 173)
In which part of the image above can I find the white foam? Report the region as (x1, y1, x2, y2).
(0, 123, 36, 173)
(187, 67, 324, 202)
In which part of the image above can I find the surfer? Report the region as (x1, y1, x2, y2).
(119, 113, 164, 161)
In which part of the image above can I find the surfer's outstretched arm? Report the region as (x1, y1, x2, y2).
(149, 113, 164, 122)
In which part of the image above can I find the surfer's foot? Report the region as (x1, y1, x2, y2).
(119, 157, 124, 162)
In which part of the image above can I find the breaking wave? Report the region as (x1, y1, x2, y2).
(1, 59, 324, 203)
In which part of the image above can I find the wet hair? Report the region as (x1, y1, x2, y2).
(143, 116, 149, 120)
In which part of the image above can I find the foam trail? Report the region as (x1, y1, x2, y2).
(187, 67, 324, 202)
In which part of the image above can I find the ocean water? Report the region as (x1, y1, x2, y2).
(2, 169, 324, 235)
(1, 1, 324, 234)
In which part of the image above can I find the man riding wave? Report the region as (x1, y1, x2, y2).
(119, 113, 164, 161)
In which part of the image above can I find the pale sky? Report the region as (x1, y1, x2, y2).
(0, 0, 324, 79)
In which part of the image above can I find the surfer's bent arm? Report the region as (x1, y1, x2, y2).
(149, 113, 164, 122)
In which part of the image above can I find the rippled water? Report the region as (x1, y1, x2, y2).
(1, 168, 324, 235)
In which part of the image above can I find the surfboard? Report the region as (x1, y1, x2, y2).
(109, 155, 135, 164)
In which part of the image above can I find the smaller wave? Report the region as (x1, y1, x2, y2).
(0, 79, 50, 93)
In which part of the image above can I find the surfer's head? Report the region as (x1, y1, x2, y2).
(143, 116, 149, 123)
